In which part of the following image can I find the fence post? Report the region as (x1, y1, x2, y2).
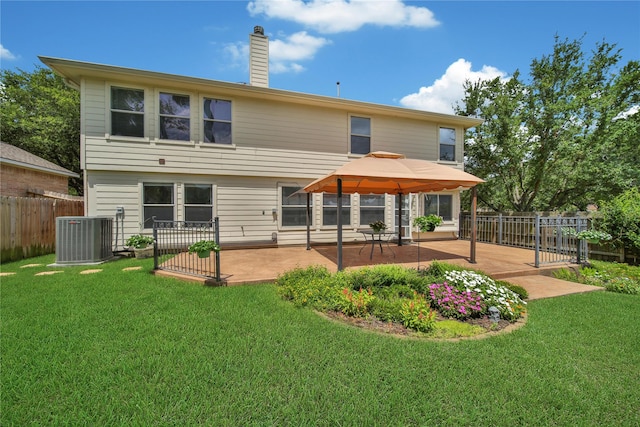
(152, 216, 159, 270)
(534, 214, 540, 267)
(214, 217, 221, 282)
(498, 213, 503, 245)
(576, 218, 583, 264)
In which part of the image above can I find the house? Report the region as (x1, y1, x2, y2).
(40, 26, 482, 248)
(0, 141, 80, 200)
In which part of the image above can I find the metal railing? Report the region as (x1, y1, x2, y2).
(152, 217, 221, 281)
(459, 213, 589, 267)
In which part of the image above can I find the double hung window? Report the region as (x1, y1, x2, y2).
(439, 127, 456, 162)
(111, 87, 144, 137)
(424, 194, 453, 221)
(184, 184, 213, 224)
(281, 186, 311, 227)
(203, 98, 232, 144)
(159, 92, 190, 141)
(143, 183, 174, 228)
(350, 116, 371, 155)
(322, 194, 351, 226)
(359, 195, 385, 226)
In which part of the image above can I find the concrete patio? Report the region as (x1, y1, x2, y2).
(155, 239, 603, 300)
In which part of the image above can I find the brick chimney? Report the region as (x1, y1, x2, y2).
(249, 26, 269, 88)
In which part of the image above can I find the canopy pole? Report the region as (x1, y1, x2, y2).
(337, 178, 343, 271)
(306, 192, 311, 250)
(397, 192, 403, 246)
(470, 186, 477, 263)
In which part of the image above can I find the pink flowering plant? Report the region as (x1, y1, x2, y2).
(428, 282, 485, 320)
(443, 270, 527, 321)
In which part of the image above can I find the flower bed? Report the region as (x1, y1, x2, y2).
(276, 262, 527, 337)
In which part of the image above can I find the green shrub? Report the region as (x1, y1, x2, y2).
(552, 268, 579, 282)
(604, 277, 640, 295)
(345, 265, 419, 289)
(275, 265, 340, 310)
(399, 292, 436, 333)
(369, 296, 406, 322)
(125, 234, 154, 249)
(337, 287, 375, 318)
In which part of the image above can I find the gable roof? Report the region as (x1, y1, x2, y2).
(39, 56, 484, 129)
(0, 142, 79, 178)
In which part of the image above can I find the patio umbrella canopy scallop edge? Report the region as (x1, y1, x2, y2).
(303, 151, 484, 195)
(302, 152, 484, 270)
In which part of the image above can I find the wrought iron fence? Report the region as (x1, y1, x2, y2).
(152, 217, 221, 281)
(459, 213, 589, 267)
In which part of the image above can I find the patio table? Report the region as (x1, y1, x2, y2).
(358, 229, 397, 259)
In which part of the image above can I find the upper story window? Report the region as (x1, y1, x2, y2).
(203, 98, 232, 144)
(111, 87, 144, 137)
(359, 195, 385, 226)
(439, 127, 456, 162)
(281, 186, 311, 227)
(159, 92, 190, 141)
(424, 194, 453, 221)
(350, 116, 371, 155)
(143, 183, 174, 228)
(323, 194, 351, 226)
(184, 184, 213, 224)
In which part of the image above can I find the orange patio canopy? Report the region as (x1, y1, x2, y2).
(303, 151, 484, 195)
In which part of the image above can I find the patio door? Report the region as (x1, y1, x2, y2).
(393, 195, 411, 238)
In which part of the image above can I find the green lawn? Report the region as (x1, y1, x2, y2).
(2, 255, 639, 425)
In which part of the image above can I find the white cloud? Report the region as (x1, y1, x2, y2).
(1, 44, 17, 60)
(223, 31, 330, 74)
(248, 0, 439, 33)
(399, 59, 507, 114)
(269, 31, 331, 73)
(613, 104, 639, 121)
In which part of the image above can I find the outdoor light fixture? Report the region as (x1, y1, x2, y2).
(488, 306, 500, 323)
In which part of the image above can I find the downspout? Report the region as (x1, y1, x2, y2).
(306, 192, 311, 250)
(337, 178, 343, 271)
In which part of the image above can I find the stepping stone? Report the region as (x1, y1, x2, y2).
(21, 264, 42, 268)
(80, 269, 102, 274)
(123, 266, 143, 271)
(35, 271, 63, 276)
(0, 272, 16, 276)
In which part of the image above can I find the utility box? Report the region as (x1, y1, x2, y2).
(55, 216, 114, 264)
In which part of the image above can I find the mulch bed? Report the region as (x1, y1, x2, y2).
(322, 310, 518, 340)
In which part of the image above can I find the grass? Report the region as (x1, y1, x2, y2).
(2, 255, 639, 425)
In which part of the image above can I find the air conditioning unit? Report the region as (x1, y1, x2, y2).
(55, 216, 114, 265)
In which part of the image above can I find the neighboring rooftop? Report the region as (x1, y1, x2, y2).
(0, 142, 78, 178)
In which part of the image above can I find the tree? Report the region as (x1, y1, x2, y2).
(457, 36, 640, 212)
(1, 67, 82, 195)
(595, 187, 640, 260)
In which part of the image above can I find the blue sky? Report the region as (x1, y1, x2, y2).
(2, 1, 638, 114)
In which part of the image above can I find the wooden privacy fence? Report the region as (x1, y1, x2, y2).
(1, 196, 84, 262)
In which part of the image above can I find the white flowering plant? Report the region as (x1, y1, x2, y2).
(443, 270, 527, 321)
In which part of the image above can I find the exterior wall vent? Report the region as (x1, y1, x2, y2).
(55, 216, 114, 264)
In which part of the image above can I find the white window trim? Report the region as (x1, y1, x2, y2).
(154, 88, 195, 144)
(200, 95, 235, 147)
(278, 183, 312, 230)
(106, 83, 150, 143)
(183, 182, 217, 224)
(348, 114, 372, 156)
(357, 193, 387, 229)
(422, 193, 456, 223)
(438, 126, 458, 164)
(321, 193, 352, 229)
(140, 181, 177, 230)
